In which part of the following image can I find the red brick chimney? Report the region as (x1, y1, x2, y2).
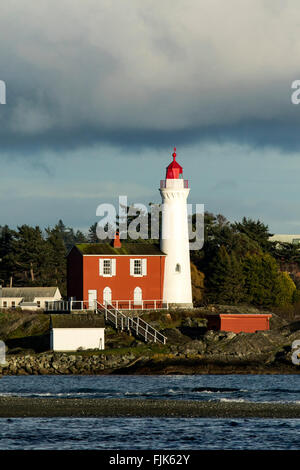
(113, 231, 122, 248)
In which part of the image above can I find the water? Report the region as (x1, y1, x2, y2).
(0, 374, 299, 450)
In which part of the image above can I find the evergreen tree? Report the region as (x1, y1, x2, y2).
(206, 246, 245, 304)
(0, 225, 15, 286)
(74, 230, 88, 244)
(276, 271, 296, 307)
(190, 262, 205, 306)
(232, 217, 272, 252)
(44, 226, 67, 294)
(53, 220, 79, 251)
(11, 225, 46, 286)
(242, 252, 295, 307)
(88, 223, 98, 243)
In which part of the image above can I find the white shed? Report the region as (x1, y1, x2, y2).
(50, 314, 105, 351)
(0, 286, 62, 310)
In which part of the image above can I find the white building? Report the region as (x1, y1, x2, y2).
(50, 314, 105, 351)
(269, 234, 300, 245)
(159, 148, 193, 308)
(0, 286, 62, 310)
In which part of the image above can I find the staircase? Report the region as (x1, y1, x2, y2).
(96, 302, 167, 345)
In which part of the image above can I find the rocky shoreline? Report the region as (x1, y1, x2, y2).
(1, 349, 299, 376)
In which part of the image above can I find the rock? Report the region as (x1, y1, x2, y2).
(226, 332, 236, 340)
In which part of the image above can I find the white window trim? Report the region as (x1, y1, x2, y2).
(99, 258, 116, 277)
(130, 258, 147, 277)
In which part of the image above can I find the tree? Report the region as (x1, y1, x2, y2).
(53, 220, 77, 251)
(276, 271, 296, 307)
(190, 262, 205, 306)
(88, 223, 98, 243)
(242, 252, 295, 307)
(74, 230, 87, 244)
(206, 246, 245, 304)
(0, 225, 15, 286)
(232, 217, 273, 252)
(272, 242, 300, 265)
(10, 225, 47, 286)
(44, 226, 67, 294)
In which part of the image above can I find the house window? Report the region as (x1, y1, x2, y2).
(11, 301, 15, 308)
(3, 301, 7, 308)
(130, 259, 147, 277)
(99, 258, 116, 277)
(103, 259, 112, 275)
(37, 301, 41, 308)
(134, 259, 142, 275)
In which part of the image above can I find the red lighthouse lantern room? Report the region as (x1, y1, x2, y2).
(166, 147, 183, 179)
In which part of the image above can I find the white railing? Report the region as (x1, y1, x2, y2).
(45, 300, 92, 311)
(96, 301, 167, 345)
(160, 179, 188, 189)
(108, 299, 167, 310)
(45, 299, 167, 312)
(45, 300, 71, 312)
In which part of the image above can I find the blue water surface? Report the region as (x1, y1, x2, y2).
(0, 374, 299, 450)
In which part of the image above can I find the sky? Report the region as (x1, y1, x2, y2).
(1, 0, 300, 234)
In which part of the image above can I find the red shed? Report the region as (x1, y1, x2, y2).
(67, 240, 166, 310)
(207, 313, 272, 333)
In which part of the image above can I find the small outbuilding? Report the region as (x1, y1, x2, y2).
(207, 313, 272, 333)
(50, 314, 105, 351)
(0, 286, 62, 310)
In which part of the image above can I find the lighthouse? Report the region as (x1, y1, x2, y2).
(159, 148, 193, 308)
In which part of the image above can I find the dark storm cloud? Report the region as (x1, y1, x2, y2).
(0, 0, 300, 155)
(1, 118, 300, 155)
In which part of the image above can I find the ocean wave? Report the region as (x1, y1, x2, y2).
(192, 387, 242, 393)
(219, 398, 246, 403)
(217, 398, 300, 405)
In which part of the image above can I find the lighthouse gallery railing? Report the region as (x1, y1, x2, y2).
(160, 179, 189, 188)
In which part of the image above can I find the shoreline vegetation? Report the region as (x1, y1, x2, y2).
(0, 397, 299, 418)
(0, 306, 300, 376)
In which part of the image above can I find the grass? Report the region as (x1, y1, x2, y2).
(101, 343, 170, 357)
(0, 310, 49, 340)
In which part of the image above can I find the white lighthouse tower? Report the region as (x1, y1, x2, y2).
(159, 148, 193, 308)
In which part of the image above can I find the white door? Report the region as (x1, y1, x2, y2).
(88, 289, 97, 309)
(134, 287, 142, 305)
(103, 287, 112, 306)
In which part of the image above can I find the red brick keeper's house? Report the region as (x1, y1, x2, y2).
(67, 236, 166, 310)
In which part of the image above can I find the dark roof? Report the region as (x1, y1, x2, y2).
(1, 287, 59, 301)
(50, 314, 105, 329)
(74, 242, 166, 256)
